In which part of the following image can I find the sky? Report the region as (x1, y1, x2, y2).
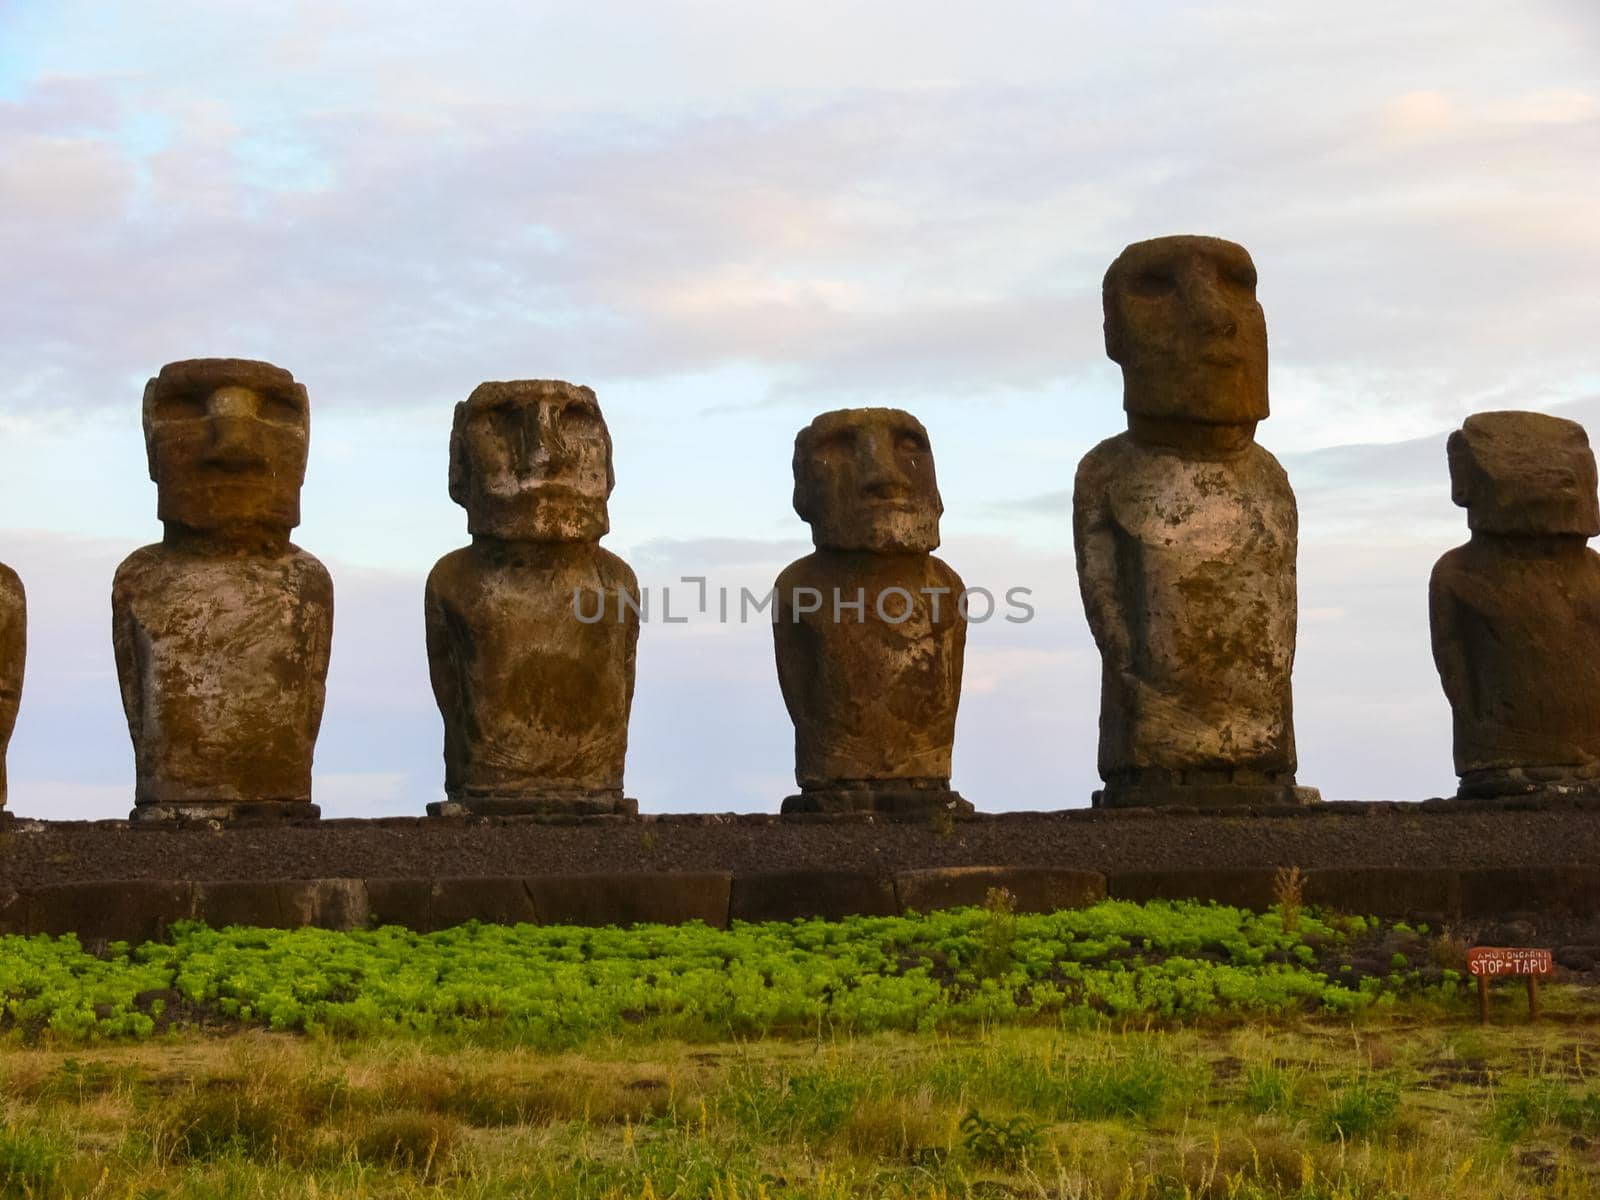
(1, 1, 1597, 818)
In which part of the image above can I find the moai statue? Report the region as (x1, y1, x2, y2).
(1073, 235, 1319, 808)
(774, 408, 971, 815)
(112, 359, 332, 822)
(0, 564, 23, 816)
(1430, 411, 1600, 800)
(425, 380, 639, 816)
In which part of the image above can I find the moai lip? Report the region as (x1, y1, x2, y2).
(1074, 236, 1319, 810)
(113, 358, 331, 823)
(1431, 410, 1600, 802)
(425, 380, 639, 818)
(774, 408, 972, 818)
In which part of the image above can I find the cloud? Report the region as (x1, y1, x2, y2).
(0, 1, 1593, 444)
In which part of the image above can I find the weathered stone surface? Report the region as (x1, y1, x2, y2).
(0, 886, 26, 935)
(1459, 866, 1600, 918)
(1106, 867, 1281, 910)
(1431, 411, 1600, 801)
(526, 871, 731, 928)
(428, 876, 538, 930)
(730, 869, 898, 923)
(26, 879, 194, 940)
(113, 359, 331, 823)
(0, 564, 23, 814)
(365, 877, 434, 929)
(1075, 236, 1317, 809)
(309, 878, 371, 930)
(426, 381, 639, 817)
(895, 867, 1105, 914)
(774, 408, 968, 816)
(1302, 867, 1461, 921)
(193, 880, 306, 929)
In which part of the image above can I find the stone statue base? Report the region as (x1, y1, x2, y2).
(781, 780, 973, 816)
(1093, 783, 1321, 810)
(129, 800, 321, 824)
(1454, 764, 1600, 803)
(428, 790, 638, 818)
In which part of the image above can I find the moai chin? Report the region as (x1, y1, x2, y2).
(0, 561, 23, 819)
(1430, 410, 1600, 800)
(774, 408, 971, 815)
(425, 380, 640, 817)
(112, 358, 332, 822)
(1073, 235, 1320, 808)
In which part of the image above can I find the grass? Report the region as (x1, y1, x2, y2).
(0, 899, 1474, 1045)
(0, 901, 1592, 1195)
(0, 1011, 1593, 1196)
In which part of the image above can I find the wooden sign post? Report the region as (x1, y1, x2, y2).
(1467, 947, 1553, 1023)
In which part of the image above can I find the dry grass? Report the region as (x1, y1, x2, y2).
(0, 1003, 1596, 1197)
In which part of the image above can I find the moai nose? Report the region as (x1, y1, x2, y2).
(1186, 272, 1238, 338)
(857, 428, 908, 498)
(203, 387, 267, 470)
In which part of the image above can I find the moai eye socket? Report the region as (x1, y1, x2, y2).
(259, 390, 305, 424)
(1222, 260, 1258, 290)
(150, 386, 208, 422)
(560, 398, 602, 436)
(1128, 269, 1177, 298)
(896, 428, 928, 452)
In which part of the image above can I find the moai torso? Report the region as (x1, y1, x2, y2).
(426, 542, 638, 805)
(1430, 410, 1600, 798)
(773, 407, 971, 814)
(426, 380, 639, 815)
(774, 550, 965, 787)
(1431, 540, 1600, 778)
(1074, 434, 1298, 777)
(113, 546, 332, 807)
(0, 563, 25, 810)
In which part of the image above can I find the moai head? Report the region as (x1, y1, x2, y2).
(1103, 235, 1268, 429)
(793, 408, 942, 553)
(143, 359, 310, 536)
(1448, 411, 1600, 537)
(449, 380, 614, 542)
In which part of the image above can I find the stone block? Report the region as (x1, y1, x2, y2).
(27, 880, 194, 942)
(194, 880, 309, 929)
(429, 876, 537, 929)
(365, 877, 434, 930)
(309, 879, 369, 930)
(527, 872, 731, 928)
(730, 869, 898, 923)
(1302, 867, 1462, 920)
(1106, 868, 1280, 911)
(1460, 866, 1600, 918)
(895, 867, 1105, 914)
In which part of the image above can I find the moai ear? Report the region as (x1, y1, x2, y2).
(447, 401, 469, 508)
(1103, 309, 1123, 364)
(1446, 429, 1473, 510)
(141, 376, 160, 482)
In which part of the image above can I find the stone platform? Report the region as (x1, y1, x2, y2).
(0, 799, 1596, 942)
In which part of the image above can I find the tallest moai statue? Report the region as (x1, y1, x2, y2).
(1073, 236, 1319, 808)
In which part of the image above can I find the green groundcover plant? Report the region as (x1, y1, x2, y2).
(0, 900, 1449, 1045)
